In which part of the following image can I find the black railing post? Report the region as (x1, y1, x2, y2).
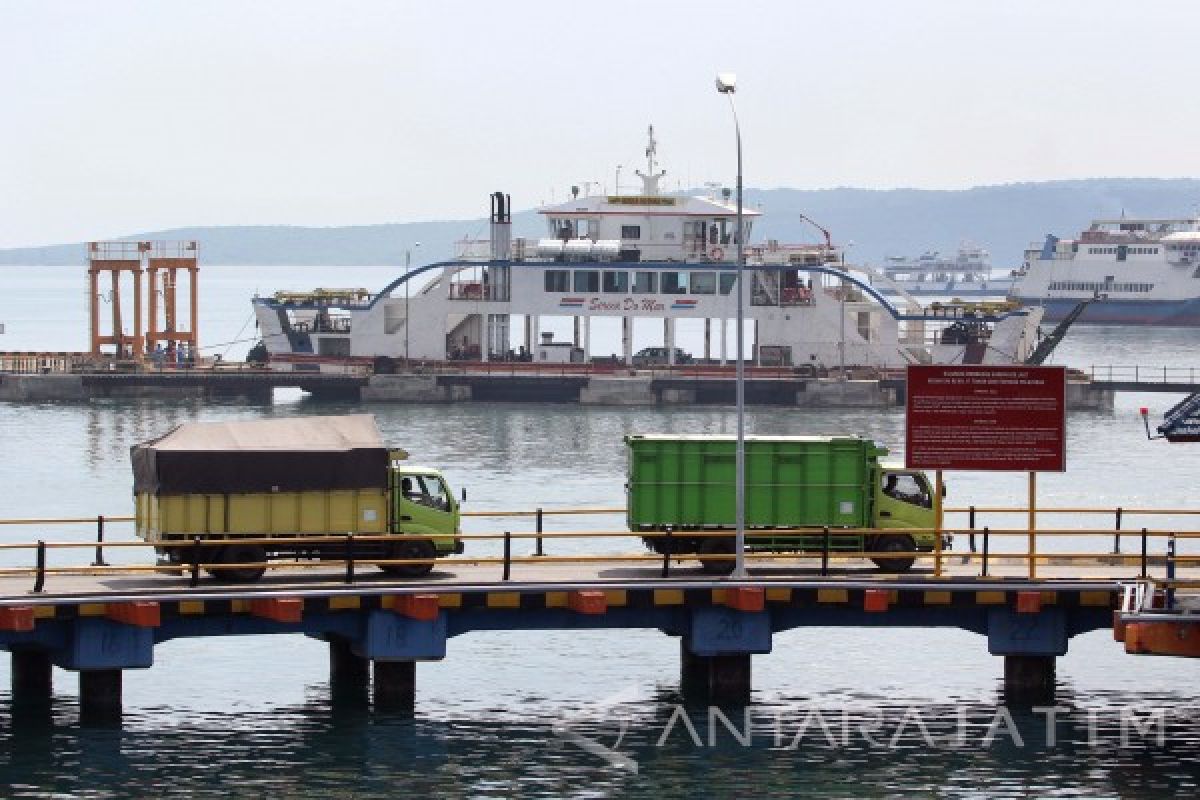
(344, 534, 355, 584)
(1139, 527, 1148, 579)
(190, 536, 201, 587)
(661, 527, 672, 578)
(1166, 534, 1177, 610)
(821, 526, 830, 577)
(534, 508, 545, 557)
(503, 531, 512, 581)
(981, 527, 990, 577)
(92, 514, 108, 567)
(968, 506, 977, 553)
(33, 540, 46, 594)
(1112, 507, 1123, 554)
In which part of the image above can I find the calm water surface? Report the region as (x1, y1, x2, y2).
(1, 266, 1200, 796)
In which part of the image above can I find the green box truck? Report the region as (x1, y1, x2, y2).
(626, 434, 942, 574)
(133, 415, 462, 582)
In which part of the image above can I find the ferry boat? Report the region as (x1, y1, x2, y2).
(1010, 215, 1200, 325)
(872, 244, 1015, 297)
(253, 130, 1045, 372)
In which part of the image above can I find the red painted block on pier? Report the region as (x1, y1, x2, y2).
(1125, 621, 1200, 657)
(250, 597, 303, 624)
(105, 601, 161, 628)
(1112, 611, 1127, 643)
(1016, 591, 1042, 614)
(0, 606, 35, 632)
(568, 591, 607, 615)
(723, 587, 765, 613)
(864, 589, 890, 613)
(395, 594, 440, 621)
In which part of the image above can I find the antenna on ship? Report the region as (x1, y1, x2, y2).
(635, 124, 666, 196)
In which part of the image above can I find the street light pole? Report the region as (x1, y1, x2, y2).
(404, 243, 421, 363)
(717, 73, 747, 579)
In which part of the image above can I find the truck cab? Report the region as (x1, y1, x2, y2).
(388, 459, 463, 575)
(870, 465, 941, 569)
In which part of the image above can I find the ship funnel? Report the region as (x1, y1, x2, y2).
(490, 191, 512, 260)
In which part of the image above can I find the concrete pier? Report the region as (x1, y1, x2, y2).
(79, 669, 122, 724)
(373, 660, 416, 712)
(329, 639, 370, 698)
(680, 643, 752, 705)
(11, 649, 53, 702)
(1002, 655, 1056, 706)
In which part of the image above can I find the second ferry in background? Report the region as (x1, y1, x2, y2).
(1010, 215, 1200, 325)
(872, 243, 1015, 297)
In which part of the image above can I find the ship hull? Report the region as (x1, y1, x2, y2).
(1013, 296, 1200, 326)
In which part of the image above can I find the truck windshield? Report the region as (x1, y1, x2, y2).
(402, 475, 452, 512)
(881, 472, 932, 509)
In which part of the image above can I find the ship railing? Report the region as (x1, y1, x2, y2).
(1086, 365, 1200, 384)
(1, 505, 1198, 589)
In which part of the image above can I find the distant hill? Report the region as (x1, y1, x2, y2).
(4, 178, 1199, 268)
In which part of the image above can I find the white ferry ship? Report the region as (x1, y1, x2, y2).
(1010, 215, 1200, 325)
(873, 244, 1015, 297)
(253, 130, 1044, 371)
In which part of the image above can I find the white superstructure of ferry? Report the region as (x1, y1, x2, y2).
(253, 129, 1044, 372)
(1011, 215, 1200, 325)
(874, 244, 1015, 297)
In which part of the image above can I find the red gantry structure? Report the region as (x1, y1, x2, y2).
(88, 240, 199, 360)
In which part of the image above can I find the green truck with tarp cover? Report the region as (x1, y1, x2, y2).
(132, 414, 462, 582)
(625, 434, 942, 574)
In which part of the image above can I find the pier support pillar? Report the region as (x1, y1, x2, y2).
(622, 317, 633, 365)
(680, 642, 751, 705)
(79, 669, 122, 724)
(1003, 655, 1056, 706)
(373, 660, 416, 713)
(11, 650, 53, 702)
(329, 638, 369, 699)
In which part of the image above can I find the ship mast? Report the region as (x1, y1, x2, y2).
(635, 125, 666, 196)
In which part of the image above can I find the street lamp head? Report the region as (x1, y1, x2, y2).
(715, 73, 737, 94)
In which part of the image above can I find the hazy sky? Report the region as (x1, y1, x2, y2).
(4, 0, 1199, 247)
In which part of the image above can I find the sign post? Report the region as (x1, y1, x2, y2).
(906, 365, 1067, 579)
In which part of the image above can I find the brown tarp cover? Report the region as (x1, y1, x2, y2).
(131, 414, 391, 495)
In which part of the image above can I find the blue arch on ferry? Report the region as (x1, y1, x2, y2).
(369, 260, 1030, 323)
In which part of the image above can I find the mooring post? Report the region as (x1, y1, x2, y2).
(373, 660, 416, 713)
(79, 669, 123, 724)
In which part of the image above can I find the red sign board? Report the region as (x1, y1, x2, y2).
(905, 365, 1066, 472)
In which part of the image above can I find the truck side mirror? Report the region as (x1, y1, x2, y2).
(941, 484, 947, 498)
(461, 487, 467, 503)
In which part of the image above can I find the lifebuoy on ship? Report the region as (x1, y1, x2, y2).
(710, 246, 725, 260)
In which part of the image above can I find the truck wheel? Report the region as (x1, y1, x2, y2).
(698, 537, 737, 576)
(216, 543, 268, 583)
(381, 539, 436, 578)
(871, 535, 917, 572)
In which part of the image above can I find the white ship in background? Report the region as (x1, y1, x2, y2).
(253, 129, 1046, 371)
(1011, 215, 1200, 325)
(872, 244, 1015, 297)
